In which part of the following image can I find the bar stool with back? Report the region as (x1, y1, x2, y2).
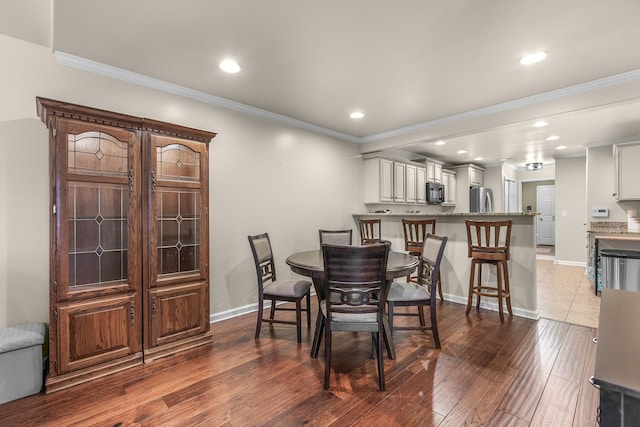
(358, 218, 382, 244)
(465, 219, 513, 323)
(402, 219, 443, 300)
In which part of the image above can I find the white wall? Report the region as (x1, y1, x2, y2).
(555, 157, 587, 263)
(0, 35, 363, 327)
(586, 145, 640, 223)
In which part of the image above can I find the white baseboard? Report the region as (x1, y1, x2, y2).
(554, 260, 586, 267)
(444, 294, 539, 320)
(210, 291, 317, 324)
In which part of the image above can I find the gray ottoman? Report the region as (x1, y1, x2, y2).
(0, 323, 46, 404)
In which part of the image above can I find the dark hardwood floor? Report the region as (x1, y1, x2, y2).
(0, 300, 599, 426)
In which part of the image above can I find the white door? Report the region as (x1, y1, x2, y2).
(537, 185, 555, 245)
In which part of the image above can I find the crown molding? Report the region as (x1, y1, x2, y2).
(55, 51, 360, 143)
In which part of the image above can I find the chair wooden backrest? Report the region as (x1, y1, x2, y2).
(358, 219, 381, 245)
(319, 229, 353, 246)
(402, 219, 436, 255)
(321, 243, 389, 320)
(248, 233, 277, 291)
(465, 219, 512, 260)
(417, 234, 448, 293)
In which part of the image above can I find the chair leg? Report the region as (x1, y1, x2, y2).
(306, 291, 311, 328)
(430, 298, 440, 349)
(466, 260, 476, 315)
(311, 313, 324, 358)
(437, 271, 444, 301)
(323, 320, 332, 389)
(497, 262, 505, 323)
(376, 330, 385, 391)
(269, 300, 276, 320)
(503, 261, 513, 315)
(388, 302, 395, 335)
(476, 263, 483, 308)
(296, 300, 302, 343)
(417, 305, 426, 327)
(255, 299, 264, 339)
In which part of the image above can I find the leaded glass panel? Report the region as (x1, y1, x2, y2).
(156, 144, 200, 182)
(156, 188, 200, 275)
(68, 131, 128, 177)
(68, 182, 129, 290)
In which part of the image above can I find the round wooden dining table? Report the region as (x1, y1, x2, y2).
(286, 249, 419, 359)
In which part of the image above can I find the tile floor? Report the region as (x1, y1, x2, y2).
(536, 258, 601, 329)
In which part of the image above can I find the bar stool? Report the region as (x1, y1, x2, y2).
(358, 218, 382, 244)
(402, 219, 443, 300)
(465, 219, 513, 323)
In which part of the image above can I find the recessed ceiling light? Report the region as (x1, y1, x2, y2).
(520, 51, 547, 65)
(219, 59, 241, 73)
(350, 111, 364, 119)
(500, 157, 513, 162)
(532, 120, 549, 128)
(546, 135, 560, 141)
(457, 150, 467, 154)
(556, 145, 567, 150)
(474, 157, 483, 161)
(435, 140, 446, 145)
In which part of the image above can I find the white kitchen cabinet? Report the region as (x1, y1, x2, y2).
(405, 163, 417, 203)
(393, 162, 406, 202)
(426, 159, 443, 183)
(416, 166, 427, 203)
(614, 142, 640, 200)
(469, 166, 484, 187)
(441, 169, 457, 206)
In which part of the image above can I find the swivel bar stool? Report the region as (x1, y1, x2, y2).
(465, 219, 513, 323)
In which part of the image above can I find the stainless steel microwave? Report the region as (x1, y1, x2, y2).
(426, 182, 444, 204)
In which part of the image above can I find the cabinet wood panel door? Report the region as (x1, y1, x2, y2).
(144, 133, 211, 353)
(405, 164, 417, 203)
(47, 118, 143, 390)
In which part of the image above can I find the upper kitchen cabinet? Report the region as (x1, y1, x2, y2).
(614, 142, 640, 200)
(441, 169, 457, 206)
(426, 158, 443, 183)
(363, 155, 426, 204)
(469, 165, 484, 187)
(37, 97, 216, 392)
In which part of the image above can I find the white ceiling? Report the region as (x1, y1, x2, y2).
(4, 0, 640, 169)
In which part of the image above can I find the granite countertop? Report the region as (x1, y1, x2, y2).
(587, 221, 640, 235)
(353, 212, 538, 217)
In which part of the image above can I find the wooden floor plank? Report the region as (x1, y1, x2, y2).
(0, 301, 598, 426)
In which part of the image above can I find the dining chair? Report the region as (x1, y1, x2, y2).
(248, 233, 312, 343)
(318, 229, 353, 246)
(465, 219, 513, 323)
(401, 219, 443, 300)
(319, 242, 390, 390)
(387, 234, 448, 348)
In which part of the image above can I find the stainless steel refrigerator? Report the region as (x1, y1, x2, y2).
(470, 187, 493, 212)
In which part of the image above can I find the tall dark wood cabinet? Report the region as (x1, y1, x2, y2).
(37, 98, 216, 392)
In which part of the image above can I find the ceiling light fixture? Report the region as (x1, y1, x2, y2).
(350, 111, 364, 119)
(520, 51, 547, 65)
(556, 145, 567, 150)
(546, 135, 560, 141)
(533, 120, 549, 128)
(435, 140, 446, 145)
(457, 150, 467, 154)
(525, 162, 543, 171)
(474, 157, 483, 161)
(219, 59, 241, 73)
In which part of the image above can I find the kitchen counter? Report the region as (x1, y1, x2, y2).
(355, 212, 538, 217)
(352, 213, 538, 319)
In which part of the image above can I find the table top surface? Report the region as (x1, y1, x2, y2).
(286, 249, 418, 279)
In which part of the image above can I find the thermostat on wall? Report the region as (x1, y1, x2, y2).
(591, 208, 609, 218)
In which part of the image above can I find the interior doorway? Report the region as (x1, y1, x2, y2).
(537, 185, 556, 245)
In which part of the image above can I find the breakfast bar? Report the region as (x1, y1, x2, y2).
(352, 212, 539, 319)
